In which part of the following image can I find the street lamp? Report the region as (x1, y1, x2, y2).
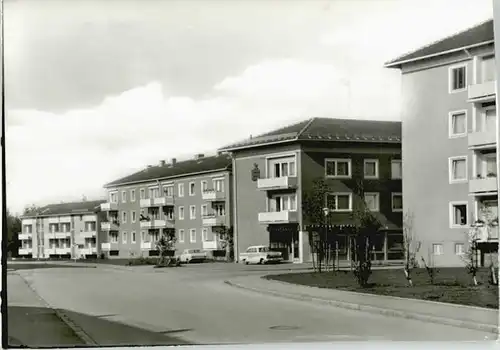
(323, 207, 330, 271)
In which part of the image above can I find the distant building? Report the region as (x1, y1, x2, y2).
(385, 19, 498, 266)
(100, 154, 233, 258)
(20, 200, 106, 259)
(219, 117, 403, 264)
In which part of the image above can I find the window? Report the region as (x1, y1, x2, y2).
(449, 64, 467, 92)
(325, 193, 352, 212)
(213, 178, 224, 192)
(121, 191, 127, 203)
(178, 183, 185, 197)
(270, 159, 296, 178)
(122, 211, 127, 223)
(149, 187, 159, 199)
(190, 229, 196, 243)
(122, 232, 127, 244)
(363, 159, 379, 179)
(202, 228, 209, 241)
(391, 193, 403, 212)
(391, 160, 402, 179)
(130, 189, 136, 202)
(455, 243, 465, 255)
(189, 182, 195, 196)
(214, 203, 226, 216)
(190, 205, 196, 219)
(481, 55, 496, 82)
(111, 233, 118, 243)
(485, 107, 497, 132)
(179, 229, 185, 243)
(163, 185, 174, 197)
(201, 204, 208, 217)
(131, 211, 136, 223)
(179, 206, 184, 220)
(269, 194, 297, 212)
(449, 111, 467, 137)
(485, 153, 497, 176)
(449, 156, 467, 183)
(110, 192, 118, 203)
(140, 188, 145, 200)
(325, 159, 351, 178)
(131, 232, 136, 243)
(450, 202, 468, 227)
(141, 231, 146, 242)
(432, 243, 443, 255)
(201, 181, 208, 192)
(364, 192, 380, 211)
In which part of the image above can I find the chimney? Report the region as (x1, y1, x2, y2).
(159, 160, 166, 166)
(194, 153, 205, 160)
(171, 158, 177, 166)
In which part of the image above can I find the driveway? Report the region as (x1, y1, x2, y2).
(8, 262, 494, 345)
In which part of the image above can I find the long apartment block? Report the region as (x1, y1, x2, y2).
(19, 200, 106, 259)
(385, 19, 499, 267)
(219, 117, 403, 264)
(100, 153, 232, 258)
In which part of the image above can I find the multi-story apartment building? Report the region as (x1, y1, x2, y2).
(385, 19, 498, 267)
(219, 117, 403, 264)
(100, 153, 232, 258)
(19, 200, 106, 259)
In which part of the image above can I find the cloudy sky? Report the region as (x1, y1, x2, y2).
(5, 0, 493, 214)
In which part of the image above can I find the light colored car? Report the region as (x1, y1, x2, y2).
(239, 245, 283, 265)
(179, 249, 207, 263)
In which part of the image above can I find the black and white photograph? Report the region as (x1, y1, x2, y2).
(3, 0, 500, 348)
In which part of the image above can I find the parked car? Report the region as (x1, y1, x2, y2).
(179, 249, 207, 263)
(239, 245, 283, 265)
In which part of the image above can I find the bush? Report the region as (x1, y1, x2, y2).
(212, 250, 226, 258)
(127, 257, 158, 266)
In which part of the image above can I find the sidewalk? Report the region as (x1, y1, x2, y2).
(224, 275, 499, 334)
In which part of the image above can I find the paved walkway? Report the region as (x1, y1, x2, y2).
(225, 275, 499, 334)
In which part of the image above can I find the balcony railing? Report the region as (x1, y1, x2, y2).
(140, 241, 157, 250)
(469, 177, 498, 194)
(79, 247, 98, 255)
(101, 202, 119, 211)
(471, 225, 499, 241)
(22, 218, 36, 225)
(19, 248, 32, 255)
(81, 231, 97, 238)
(50, 232, 71, 239)
(202, 190, 226, 201)
(258, 211, 299, 224)
(468, 80, 496, 101)
(202, 214, 227, 227)
(45, 247, 71, 255)
(202, 240, 219, 250)
(139, 219, 174, 229)
(101, 221, 119, 231)
(468, 129, 496, 149)
(18, 233, 32, 240)
(257, 176, 298, 191)
(82, 215, 97, 222)
(101, 242, 119, 250)
(140, 196, 174, 208)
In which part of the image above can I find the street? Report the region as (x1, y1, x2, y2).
(8, 262, 495, 346)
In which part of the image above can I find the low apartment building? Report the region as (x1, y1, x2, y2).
(385, 19, 498, 267)
(19, 200, 106, 259)
(101, 153, 232, 258)
(219, 117, 403, 264)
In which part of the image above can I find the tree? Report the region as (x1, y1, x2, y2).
(6, 209, 22, 258)
(219, 226, 234, 262)
(156, 229, 178, 267)
(402, 211, 421, 287)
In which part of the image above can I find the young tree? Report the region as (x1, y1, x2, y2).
(219, 226, 234, 262)
(421, 247, 439, 285)
(156, 229, 178, 267)
(402, 211, 421, 287)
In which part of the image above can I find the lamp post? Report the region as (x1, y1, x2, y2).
(323, 207, 330, 271)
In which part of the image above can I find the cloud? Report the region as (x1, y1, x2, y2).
(6, 58, 400, 214)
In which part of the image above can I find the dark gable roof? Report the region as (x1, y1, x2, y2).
(105, 154, 232, 187)
(219, 117, 401, 152)
(385, 19, 493, 68)
(22, 200, 107, 218)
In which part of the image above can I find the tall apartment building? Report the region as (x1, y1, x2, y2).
(19, 200, 106, 259)
(100, 153, 232, 258)
(385, 19, 499, 267)
(219, 117, 403, 264)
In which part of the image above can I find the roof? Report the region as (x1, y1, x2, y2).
(22, 200, 106, 218)
(219, 117, 401, 152)
(384, 19, 493, 68)
(105, 153, 232, 188)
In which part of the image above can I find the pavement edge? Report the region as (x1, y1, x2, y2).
(13, 271, 98, 346)
(223, 280, 500, 335)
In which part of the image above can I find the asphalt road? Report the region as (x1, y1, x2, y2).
(9, 263, 495, 345)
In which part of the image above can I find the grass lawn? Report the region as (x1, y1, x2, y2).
(264, 267, 499, 309)
(7, 263, 95, 271)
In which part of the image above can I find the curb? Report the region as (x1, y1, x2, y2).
(224, 280, 499, 335)
(14, 272, 98, 346)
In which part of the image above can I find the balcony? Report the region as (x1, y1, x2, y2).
(79, 247, 98, 255)
(471, 226, 499, 242)
(101, 242, 119, 251)
(82, 215, 96, 222)
(257, 176, 298, 191)
(140, 241, 157, 250)
(469, 177, 498, 194)
(45, 247, 71, 255)
(81, 231, 97, 238)
(202, 190, 226, 201)
(18, 233, 32, 240)
(22, 219, 36, 225)
(258, 211, 299, 224)
(468, 80, 496, 101)
(19, 248, 32, 255)
(202, 240, 219, 250)
(468, 129, 496, 149)
(101, 221, 119, 231)
(101, 202, 118, 211)
(140, 197, 174, 208)
(202, 214, 227, 227)
(50, 232, 71, 239)
(140, 219, 174, 229)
